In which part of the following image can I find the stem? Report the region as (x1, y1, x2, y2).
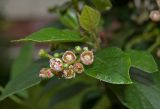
(147, 37, 160, 52)
(92, 31, 101, 50)
(125, 36, 142, 50)
(71, 0, 101, 49)
(45, 54, 53, 59)
(72, 0, 80, 13)
(72, 0, 81, 31)
(125, 29, 159, 50)
(148, 42, 159, 52)
(156, 0, 160, 9)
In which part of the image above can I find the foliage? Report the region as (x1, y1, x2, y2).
(1, 0, 160, 109)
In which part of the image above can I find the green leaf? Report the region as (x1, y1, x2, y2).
(85, 47, 132, 84)
(110, 71, 160, 109)
(127, 50, 158, 73)
(113, 81, 160, 109)
(0, 59, 48, 101)
(11, 43, 33, 78)
(11, 43, 34, 99)
(92, 0, 112, 11)
(13, 28, 83, 43)
(93, 96, 111, 109)
(79, 5, 100, 32)
(59, 10, 79, 30)
(51, 87, 99, 109)
(153, 71, 160, 88)
(48, 83, 89, 108)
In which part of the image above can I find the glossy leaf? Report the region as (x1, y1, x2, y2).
(92, 0, 112, 11)
(113, 81, 160, 109)
(0, 59, 48, 101)
(79, 5, 100, 32)
(110, 71, 160, 109)
(127, 50, 158, 73)
(13, 28, 83, 42)
(11, 43, 33, 78)
(85, 47, 132, 84)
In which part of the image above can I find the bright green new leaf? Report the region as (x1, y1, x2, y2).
(0, 59, 48, 101)
(79, 5, 100, 32)
(13, 28, 83, 42)
(59, 10, 79, 30)
(11, 43, 33, 78)
(127, 50, 158, 73)
(85, 47, 132, 84)
(92, 0, 112, 11)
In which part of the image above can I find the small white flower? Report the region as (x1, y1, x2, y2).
(62, 51, 77, 64)
(50, 58, 63, 72)
(63, 65, 75, 79)
(80, 51, 94, 65)
(73, 62, 84, 74)
(39, 68, 53, 79)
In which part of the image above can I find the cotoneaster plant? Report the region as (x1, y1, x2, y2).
(1, 0, 160, 109)
(39, 46, 94, 79)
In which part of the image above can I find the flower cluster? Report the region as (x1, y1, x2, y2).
(39, 46, 94, 79)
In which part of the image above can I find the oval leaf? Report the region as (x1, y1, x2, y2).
(85, 47, 132, 84)
(59, 10, 79, 29)
(11, 43, 34, 99)
(0, 59, 49, 101)
(125, 82, 160, 109)
(13, 28, 83, 43)
(11, 43, 33, 78)
(127, 50, 158, 73)
(79, 5, 100, 32)
(92, 0, 112, 11)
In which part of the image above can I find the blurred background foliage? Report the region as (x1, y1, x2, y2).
(0, 0, 160, 109)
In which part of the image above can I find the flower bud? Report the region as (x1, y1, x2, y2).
(75, 46, 82, 52)
(38, 49, 46, 57)
(80, 51, 94, 65)
(149, 10, 160, 22)
(39, 68, 53, 79)
(63, 63, 69, 68)
(54, 53, 60, 58)
(63, 65, 75, 79)
(62, 51, 77, 64)
(38, 49, 53, 58)
(83, 47, 89, 51)
(73, 62, 84, 74)
(50, 58, 63, 72)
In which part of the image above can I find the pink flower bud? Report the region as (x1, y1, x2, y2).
(63, 65, 75, 79)
(39, 68, 53, 79)
(50, 58, 63, 72)
(73, 62, 84, 74)
(80, 51, 94, 65)
(149, 10, 160, 22)
(62, 51, 77, 64)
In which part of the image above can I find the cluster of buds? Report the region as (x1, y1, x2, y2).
(38, 46, 94, 79)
